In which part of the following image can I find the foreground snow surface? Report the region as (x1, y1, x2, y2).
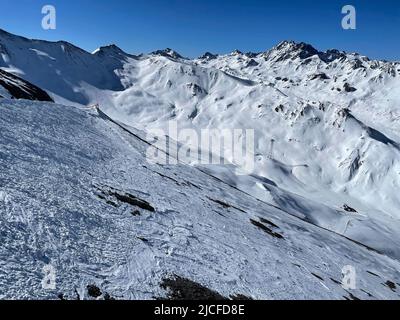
(1, 100, 399, 300)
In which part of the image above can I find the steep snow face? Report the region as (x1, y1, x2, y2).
(0, 29, 128, 104)
(1, 29, 400, 260)
(1, 99, 400, 300)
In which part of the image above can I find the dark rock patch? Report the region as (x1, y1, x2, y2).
(366, 271, 380, 278)
(137, 236, 149, 243)
(154, 171, 180, 185)
(259, 217, 280, 229)
(87, 285, 102, 298)
(246, 59, 259, 67)
(230, 294, 253, 300)
(212, 210, 226, 218)
(310, 73, 330, 80)
(250, 219, 284, 239)
(343, 204, 358, 213)
(344, 83, 357, 92)
(152, 48, 184, 60)
(188, 107, 199, 119)
(95, 185, 155, 212)
(347, 292, 361, 300)
(131, 210, 141, 216)
(384, 281, 397, 292)
(112, 191, 155, 212)
(159, 276, 228, 300)
(187, 83, 208, 97)
(183, 181, 202, 190)
(311, 273, 324, 281)
(0, 69, 53, 102)
(96, 194, 106, 200)
(74, 289, 81, 300)
(361, 289, 373, 298)
(106, 200, 119, 208)
(199, 52, 218, 60)
(208, 197, 246, 213)
(104, 293, 115, 300)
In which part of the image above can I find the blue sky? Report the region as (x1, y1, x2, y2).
(1, 0, 399, 60)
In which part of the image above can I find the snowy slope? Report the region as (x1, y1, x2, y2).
(0, 29, 126, 104)
(1, 29, 400, 263)
(99, 45, 400, 260)
(1, 99, 400, 300)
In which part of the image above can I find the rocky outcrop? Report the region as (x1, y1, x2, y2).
(0, 69, 53, 102)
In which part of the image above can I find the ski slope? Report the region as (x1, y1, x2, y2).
(1, 99, 400, 300)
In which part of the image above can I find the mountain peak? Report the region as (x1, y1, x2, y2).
(231, 49, 243, 55)
(264, 40, 351, 64)
(198, 52, 218, 60)
(93, 44, 126, 55)
(273, 40, 319, 58)
(92, 44, 138, 64)
(151, 48, 184, 60)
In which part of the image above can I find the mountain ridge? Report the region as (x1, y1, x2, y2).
(1, 27, 398, 63)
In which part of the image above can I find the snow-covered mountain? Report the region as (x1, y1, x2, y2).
(0, 29, 125, 104)
(1, 99, 400, 300)
(1, 29, 400, 299)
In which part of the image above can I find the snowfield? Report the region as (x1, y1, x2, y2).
(1, 28, 400, 299)
(1, 100, 400, 300)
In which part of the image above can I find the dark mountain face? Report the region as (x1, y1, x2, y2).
(267, 41, 320, 62)
(198, 52, 218, 60)
(151, 48, 185, 60)
(0, 69, 53, 102)
(262, 41, 352, 65)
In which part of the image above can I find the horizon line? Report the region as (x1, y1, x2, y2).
(0, 27, 398, 63)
